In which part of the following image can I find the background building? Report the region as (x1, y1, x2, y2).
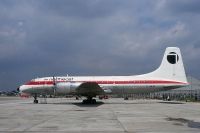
(154, 76, 200, 101)
(120, 76, 200, 101)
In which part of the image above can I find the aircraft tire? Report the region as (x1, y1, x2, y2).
(91, 99, 96, 104)
(34, 99, 38, 104)
(82, 99, 96, 104)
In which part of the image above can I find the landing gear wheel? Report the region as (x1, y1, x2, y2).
(82, 99, 87, 104)
(33, 94, 38, 104)
(124, 97, 128, 100)
(34, 99, 38, 104)
(82, 98, 96, 104)
(91, 99, 96, 104)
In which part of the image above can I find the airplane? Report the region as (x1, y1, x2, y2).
(18, 47, 188, 104)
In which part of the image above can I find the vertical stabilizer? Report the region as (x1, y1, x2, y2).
(149, 47, 187, 83)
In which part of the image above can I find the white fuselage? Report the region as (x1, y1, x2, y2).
(19, 75, 187, 95)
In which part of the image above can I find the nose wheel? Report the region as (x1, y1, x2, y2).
(33, 94, 38, 104)
(34, 99, 38, 104)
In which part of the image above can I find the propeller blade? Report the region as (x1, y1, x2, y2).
(52, 76, 57, 97)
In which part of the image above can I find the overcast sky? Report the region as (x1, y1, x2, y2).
(0, 0, 200, 90)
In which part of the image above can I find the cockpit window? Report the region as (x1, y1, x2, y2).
(31, 79, 35, 81)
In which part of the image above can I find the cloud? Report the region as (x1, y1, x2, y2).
(156, 0, 200, 14)
(0, 0, 200, 90)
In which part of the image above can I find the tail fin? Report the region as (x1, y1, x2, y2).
(150, 47, 187, 83)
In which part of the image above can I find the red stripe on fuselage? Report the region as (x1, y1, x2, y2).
(25, 80, 187, 85)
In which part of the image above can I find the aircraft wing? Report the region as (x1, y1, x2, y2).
(76, 82, 104, 97)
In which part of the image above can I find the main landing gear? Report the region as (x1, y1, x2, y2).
(33, 94, 38, 104)
(82, 97, 96, 104)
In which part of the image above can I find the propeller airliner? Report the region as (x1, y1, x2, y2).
(18, 47, 188, 103)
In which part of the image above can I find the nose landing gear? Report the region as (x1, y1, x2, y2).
(33, 94, 38, 104)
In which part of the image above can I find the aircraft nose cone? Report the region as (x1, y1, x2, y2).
(18, 86, 23, 93)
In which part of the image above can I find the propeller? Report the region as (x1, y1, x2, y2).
(16, 87, 20, 92)
(52, 76, 57, 97)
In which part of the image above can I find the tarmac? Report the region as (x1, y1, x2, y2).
(0, 97, 200, 133)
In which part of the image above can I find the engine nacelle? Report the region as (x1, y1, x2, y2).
(55, 82, 81, 94)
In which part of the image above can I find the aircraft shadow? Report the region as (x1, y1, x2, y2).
(158, 101, 185, 104)
(46, 101, 104, 107)
(73, 101, 104, 107)
(22, 101, 104, 107)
